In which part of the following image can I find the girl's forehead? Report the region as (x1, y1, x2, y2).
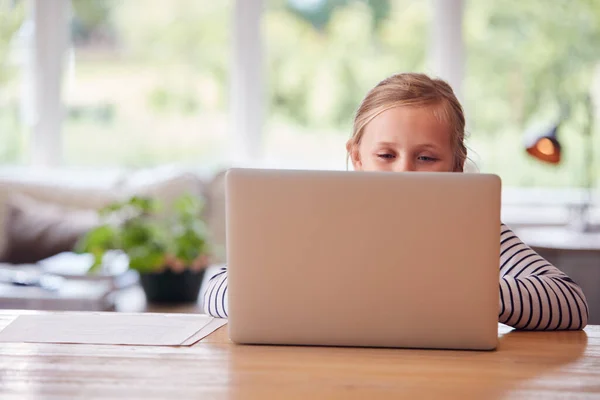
(363, 105, 454, 145)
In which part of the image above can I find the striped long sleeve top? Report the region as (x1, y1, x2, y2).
(203, 224, 589, 330)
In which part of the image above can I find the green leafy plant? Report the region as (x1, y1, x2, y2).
(76, 194, 210, 274)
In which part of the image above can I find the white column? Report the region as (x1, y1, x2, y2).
(430, 0, 465, 102)
(230, 0, 264, 166)
(29, 0, 70, 166)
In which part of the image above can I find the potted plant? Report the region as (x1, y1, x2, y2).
(76, 194, 211, 303)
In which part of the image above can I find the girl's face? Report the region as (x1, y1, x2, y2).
(348, 106, 456, 173)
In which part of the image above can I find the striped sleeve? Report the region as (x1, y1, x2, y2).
(498, 224, 588, 330)
(203, 267, 229, 318)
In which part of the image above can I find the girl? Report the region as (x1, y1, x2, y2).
(204, 73, 588, 330)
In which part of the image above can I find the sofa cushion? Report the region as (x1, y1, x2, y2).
(0, 178, 121, 261)
(0, 193, 100, 264)
(0, 185, 8, 259)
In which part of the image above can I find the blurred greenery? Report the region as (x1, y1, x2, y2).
(465, 0, 600, 134)
(114, 0, 231, 111)
(264, 0, 429, 129)
(71, 0, 118, 44)
(284, 0, 391, 32)
(0, 0, 24, 85)
(0, 0, 25, 163)
(0, 0, 599, 187)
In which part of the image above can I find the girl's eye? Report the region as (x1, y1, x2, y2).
(418, 156, 438, 162)
(377, 154, 395, 159)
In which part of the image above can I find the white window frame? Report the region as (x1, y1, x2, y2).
(230, 0, 264, 167)
(26, 0, 70, 167)
(430, 0, 465, 102)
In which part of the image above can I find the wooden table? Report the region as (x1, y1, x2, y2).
(0, 311, 599, 399)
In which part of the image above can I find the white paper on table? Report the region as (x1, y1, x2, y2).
(181, 317, 228, 345)
(0, 313, 225, 346)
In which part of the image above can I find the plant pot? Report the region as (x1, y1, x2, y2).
(139, 269, 205, 304)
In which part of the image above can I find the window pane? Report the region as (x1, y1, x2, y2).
(64, 0, 231, 170)
(263, 0, 430, 170)
(0, 0, 26, 165)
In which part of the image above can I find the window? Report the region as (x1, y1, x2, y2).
(2, 0, 599, 190)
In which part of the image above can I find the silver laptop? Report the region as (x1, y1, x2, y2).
(225, 168, 501, 350)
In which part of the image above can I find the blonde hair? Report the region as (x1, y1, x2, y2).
(347, 73, 467, 172)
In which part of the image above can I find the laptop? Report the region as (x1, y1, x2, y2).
(225, 168, 501, 350)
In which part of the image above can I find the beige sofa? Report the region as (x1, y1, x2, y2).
(0, 167, 227, 265)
